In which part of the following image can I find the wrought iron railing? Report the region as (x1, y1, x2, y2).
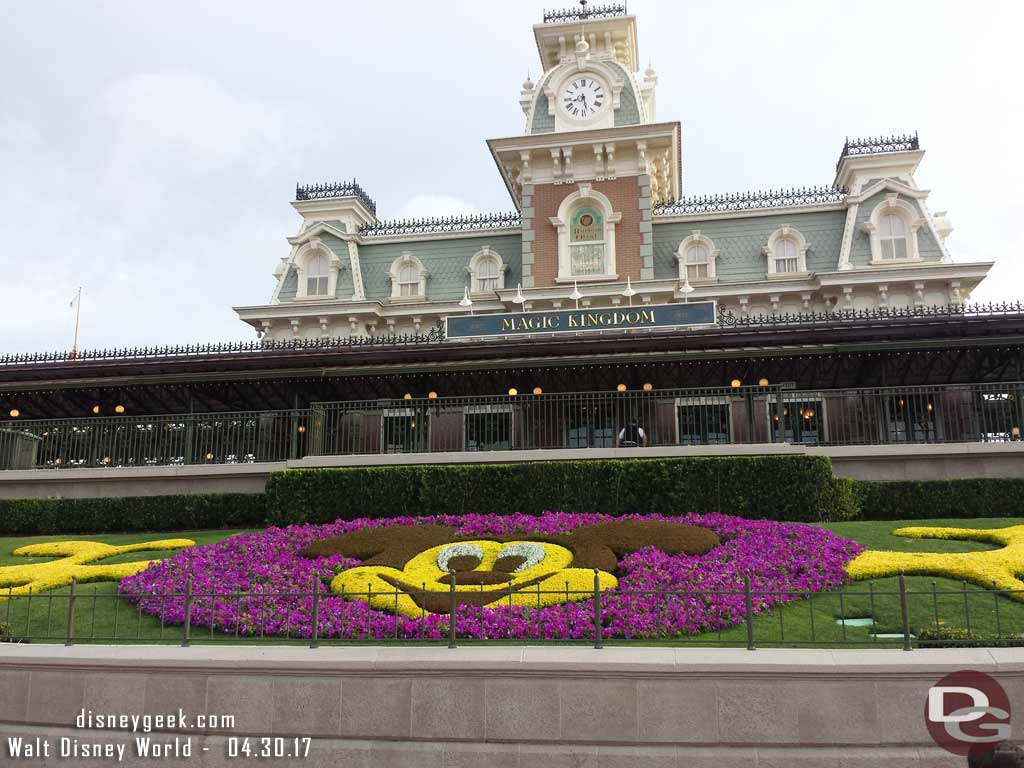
(654, 186, 848, 216)
(1, 304, 1022, 369)
(358, 211, 521, 237)
(4, 381, 1022, 470)
(543, 3, 627, 23)
(294, 179, 376, 214)
(0, 410, 301, 470)
(836, 132, 920, 172)
(3, 574, 1020, 649)
(0, 321, 447, 367)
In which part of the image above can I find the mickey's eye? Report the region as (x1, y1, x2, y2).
(437, 543, 484, 573)
(495, 543, 546, 573)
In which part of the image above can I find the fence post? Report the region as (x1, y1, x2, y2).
(448, 575, 457, 649)
(181, 577, 192, 648)
(898, 571, 912, 651)
(310, 580, 321, 649)
(774, 387, 786, 443)
(744, 574, 755, 651)
(593, 569, 603, 650)
(65, 577, 77, 646)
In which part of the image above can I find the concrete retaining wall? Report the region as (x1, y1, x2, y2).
(1, 645, 1020, 766)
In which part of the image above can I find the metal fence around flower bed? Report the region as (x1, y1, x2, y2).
(3, 573, 1021, 649)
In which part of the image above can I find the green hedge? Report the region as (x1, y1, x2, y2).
(854, 479, 1024, 520)
(265, 456, 857, 526)
(0, 493, 266, 536)
(4, 467, 1023, 537)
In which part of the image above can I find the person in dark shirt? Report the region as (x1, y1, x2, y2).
(616, 418, 648, 448)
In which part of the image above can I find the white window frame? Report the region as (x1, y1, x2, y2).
(467, 246, 508, 295)
(388, 252, 428, 300)
(462, 403, 514, 451)
(294, 240, 340, 299)
(862, 193, 924, 264)
(763, 226, 810, 278)
(673, 395, 733, 444)
(675, 230, 719, 282)
(548, 183, 622, 283)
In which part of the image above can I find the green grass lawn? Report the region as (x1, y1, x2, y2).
(1, 519, 1021, 647)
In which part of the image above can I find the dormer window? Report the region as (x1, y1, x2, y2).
(675, 232, 719, 282)
(685, 244, 709, 278)
(863, 194, 923, 263)
(468, 247, 508, 294)
(878, 213, 907, 260)
(773, 238, 800, 273)
(306, 252, 330, 296)
(389, 253, 428, 300)
(398, 264, 419, 296)
(763, 226, 810, 277)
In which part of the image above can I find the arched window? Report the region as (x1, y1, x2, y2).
(475, 257, 499, 292)
(398, 264, 420, 297)
(685, 243, 710, 279)
(763, 226, 810, 276)
(550, 184, 622, 282)
(773, 238, 799, 273)
(467, 247, 508, 294)
(675, 231, 719, 282)
(306, 252, 329, 296)
(879, 213, 908, 260)
(864, 193, 923, 264)
(569, 205, 605, 276)
(389, 253, 427, 299)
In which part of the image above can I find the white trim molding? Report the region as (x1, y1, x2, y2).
(467, 246, 509, 295)
(675, 230, 719, 282)
(549, 183, 623, 282)
(862, 193, 925, 265)
(763, 225, 810, 278)
(388, 252, 428, 300)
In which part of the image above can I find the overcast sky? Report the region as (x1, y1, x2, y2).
(1, 0, 1021, 354)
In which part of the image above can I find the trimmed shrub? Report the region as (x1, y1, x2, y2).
(854, 478, 1024, 521)
(265, 456, 846, 526)
(0, 493, 266, 536)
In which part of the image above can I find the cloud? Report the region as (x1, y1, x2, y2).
(0, 70, 323, 354)
(393, 194, 478, 220)
(102, 70, 317, 179)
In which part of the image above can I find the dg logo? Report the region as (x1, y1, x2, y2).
(926, 670, 1012, 757)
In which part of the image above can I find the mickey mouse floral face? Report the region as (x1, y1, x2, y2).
(301, 521, 720, 617)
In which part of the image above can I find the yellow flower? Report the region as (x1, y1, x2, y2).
(0, 539, 194, 597)
(331, 539, 615, 618)
(847, 524, 1024, 598)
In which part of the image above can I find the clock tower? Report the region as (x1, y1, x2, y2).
(488, 2, 681, 290)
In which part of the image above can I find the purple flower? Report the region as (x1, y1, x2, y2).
(119, 512, 861, 640)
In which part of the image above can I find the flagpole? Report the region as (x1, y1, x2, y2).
(71, 287, 82, 360)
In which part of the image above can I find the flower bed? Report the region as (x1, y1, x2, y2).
(119, 513, 860, 640)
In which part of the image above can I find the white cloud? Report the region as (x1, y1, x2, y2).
(0, 70, 322, 353)
(394, 194, 478, 220)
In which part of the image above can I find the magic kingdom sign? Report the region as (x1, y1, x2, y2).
(445, 300, 717, 339)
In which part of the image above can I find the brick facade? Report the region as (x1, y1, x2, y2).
(530, 177, 643, 288)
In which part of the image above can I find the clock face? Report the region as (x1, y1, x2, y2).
(561, 77, 605, 120)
